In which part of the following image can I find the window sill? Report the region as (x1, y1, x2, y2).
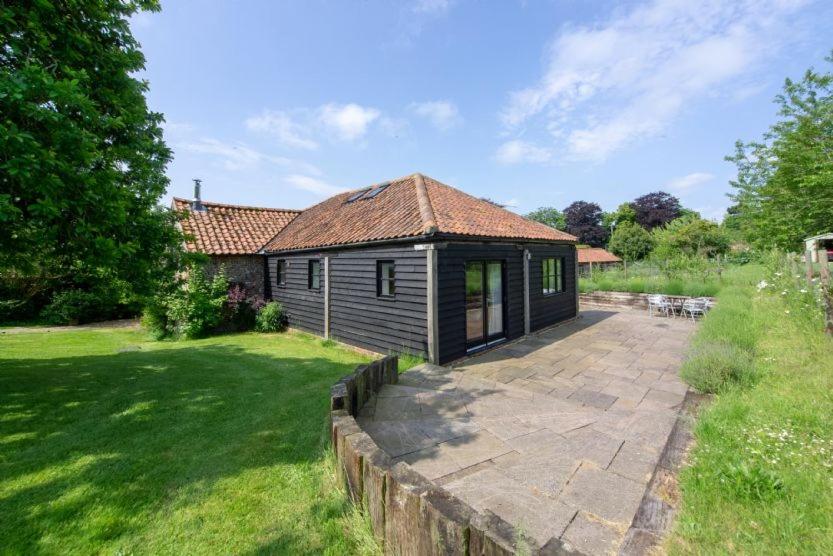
(542, 291, 566, 297)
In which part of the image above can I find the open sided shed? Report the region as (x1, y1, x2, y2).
(805, 233, 833, 263)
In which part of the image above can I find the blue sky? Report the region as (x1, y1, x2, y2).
(132, 0, 832, 220)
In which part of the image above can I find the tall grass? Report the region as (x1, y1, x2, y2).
(669, 261, 833, 553)
(579, 259, 728, 297)
(680, 268, 766, 393)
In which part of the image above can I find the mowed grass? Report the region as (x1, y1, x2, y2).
(669, 269, 833, 553)
(0, 327, 382, 554)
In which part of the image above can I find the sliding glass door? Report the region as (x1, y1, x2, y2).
(465, 261, 505, 349)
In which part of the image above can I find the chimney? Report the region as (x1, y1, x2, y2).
(192, 178, 205, 211)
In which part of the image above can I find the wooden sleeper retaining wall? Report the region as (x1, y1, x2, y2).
(330, 356, 580, 555)
(580, 291, 715, 310)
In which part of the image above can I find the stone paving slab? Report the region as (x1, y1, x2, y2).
(358, 309, 694, 555)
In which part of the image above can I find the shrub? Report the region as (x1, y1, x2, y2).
(680, 341, 757, 393)
(141, 300, 170, 340)
(144, 265, 228, 339)
(652, 215, 731, 259)
(680, 282, 765, 393)
(255, 301, 287, 333)
(166, 267, 229, 339)
(0, 299, 33, 323)
(222, 285, 265, 332)
(40, 288, 119, 325)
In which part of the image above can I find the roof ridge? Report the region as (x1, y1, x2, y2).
(172, 197, 301, 213)
(412, 173, 438, 234)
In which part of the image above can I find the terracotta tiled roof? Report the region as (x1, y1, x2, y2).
(263, 173, 576, 252)
(577, 247, 621, 264)
(422, 175, 575, 242)
(172, 198, 300, 255)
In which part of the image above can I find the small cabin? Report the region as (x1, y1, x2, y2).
(805, 233, 833, 263)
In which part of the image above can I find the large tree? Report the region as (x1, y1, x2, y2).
(652, 216, 731, 260)
(727, 53, 833, 250)
(631, 192, 681, 230)
(0, 1, 181, 315)
(602, 202, 636, 231)
(608, 221, 654, 261)
(563, 201, 609, 247)
(526, 207, 566, 230)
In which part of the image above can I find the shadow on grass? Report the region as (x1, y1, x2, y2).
(0, 343, 360, 552)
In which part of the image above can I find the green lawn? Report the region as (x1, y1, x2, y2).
(669, 265, 833, 553)
(0, 327, 382, 554)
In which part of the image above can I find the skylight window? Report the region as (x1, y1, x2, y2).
(346, 188, 370, 202)
(362, 182, 390, 200)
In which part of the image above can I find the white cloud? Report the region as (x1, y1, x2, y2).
(284, 174, 347, 197)
(179, 138, 321, 175)
(413, 0, 452, 15)
(410, 100, 461, 130)
(180, 138, 268, 171)
(245, 110, 318, 150)
(495, 140, 552, 165)
(666, 172, 715, 192)
(501, 0, 808, 161)
(318, 103, 381, 142)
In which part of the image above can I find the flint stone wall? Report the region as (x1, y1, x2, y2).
(205, 254, 265, 296)
(330, 356, 580, 555)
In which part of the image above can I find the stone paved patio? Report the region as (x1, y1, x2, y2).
(358, 309, 695, 554)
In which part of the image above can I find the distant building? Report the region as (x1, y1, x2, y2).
(577, 247, 621, 274)
(805, 233, 833, 262)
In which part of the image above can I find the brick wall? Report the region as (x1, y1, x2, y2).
(205, 255, 265, 296)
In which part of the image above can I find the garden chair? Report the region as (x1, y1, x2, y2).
(648, 294, 674, 318)
(681, 298, 707, 321)
(696, 297, 715, 312)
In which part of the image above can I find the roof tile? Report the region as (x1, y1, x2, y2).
(577, 247, 621, 264)
(263, 174, 575, 251)
(175, 174, 577, 255)
(173, 198, 299, 255)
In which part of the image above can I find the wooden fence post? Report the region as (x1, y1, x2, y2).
(818, 249, 833, 336)
(806, 250, 815, 286)
(788, 253, 799, 288)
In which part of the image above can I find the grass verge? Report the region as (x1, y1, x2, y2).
(0, 327, 381, 554)
(669, 265, 833, 553)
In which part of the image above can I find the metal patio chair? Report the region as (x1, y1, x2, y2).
(681, 298, 707, 321)
(648, 294, 674, 318)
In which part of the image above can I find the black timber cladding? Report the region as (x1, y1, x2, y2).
(528, 244, 578, 331)
(267, 244, 428, 357)
(436, 243, 526, 364)
(267, 253, 325, 335)
(266, 239, 576, 365)
(329, 245, 427, 357)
